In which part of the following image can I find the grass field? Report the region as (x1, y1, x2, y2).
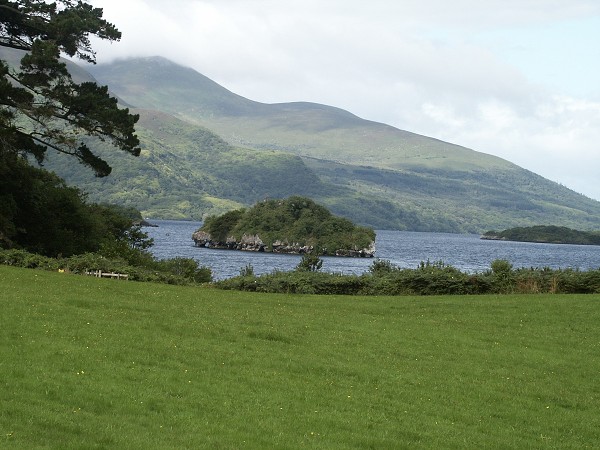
(2, 266, 600, 448)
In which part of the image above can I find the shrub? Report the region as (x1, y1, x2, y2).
(239, 264, 255, 277)
(0, 249, 59, 270)
(296, 252, 323, 272)
(0, 249, 211, 285)
(369, 259, 396, 275)
(490, 259, 515, 293)
(154, 257, 212, 283)
(4, 248, 600, 296)
(64, 253, 129, 275)
(555, 268, 600, 294)
(216, 271, 369, 295)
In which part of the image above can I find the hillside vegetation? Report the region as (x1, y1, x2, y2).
(2, 266, 600, 448)
(198, 196, 375, 256)
(39, 56, 600, 232)
(42, 110, 328, 219)
(87, 58, 513, 171)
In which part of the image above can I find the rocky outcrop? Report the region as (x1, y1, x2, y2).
(271, 240, 314, 254)
(239, 234, 266, 252)
(192, 231, 375, 257)
(192, 230, 212, 246)
(137, 219, 158, 227)
(192, 231, 266, 252)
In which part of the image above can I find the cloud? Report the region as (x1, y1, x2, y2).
(415, 95, 600, 199)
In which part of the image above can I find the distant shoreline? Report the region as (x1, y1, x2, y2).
(481, 225, 600, 246)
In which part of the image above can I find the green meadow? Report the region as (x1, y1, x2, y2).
(2, 266, 600, 448)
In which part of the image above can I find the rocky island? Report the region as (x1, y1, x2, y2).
(192, 196, 375, 257)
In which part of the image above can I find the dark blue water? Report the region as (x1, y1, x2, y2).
(145, 220, 600, 280)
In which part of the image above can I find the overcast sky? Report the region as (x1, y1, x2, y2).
(89, 0, 600, 200)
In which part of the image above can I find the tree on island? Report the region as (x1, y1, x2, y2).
(194, 196, 376, 257)
(0, 0, 140, 176)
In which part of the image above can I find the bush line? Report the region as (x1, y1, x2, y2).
(4, 250, 599, 295)
(0, 249, 212, 285)
(215, 259, 600, 295)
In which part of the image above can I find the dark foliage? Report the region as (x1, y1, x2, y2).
(199, 196, 376, 255)
(202, 208, 245, 242)
(0, 151, 154, 257)
(0, 249, 212, 285)
(1, 0, 139, 176)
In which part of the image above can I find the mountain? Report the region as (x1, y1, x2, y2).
(42, 109, 330, 219)
(5, 53, 595, 232)
(83, 57, 600, 232)
(88, 57, 511, 173)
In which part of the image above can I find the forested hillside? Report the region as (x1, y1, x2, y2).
(38, 56, 600, 232)
(44, 110, 326, 219)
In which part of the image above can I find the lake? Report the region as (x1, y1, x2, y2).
(145, 220, 600, 280)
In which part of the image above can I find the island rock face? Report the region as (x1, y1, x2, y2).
(192, 196, 376, 257)
(192, 231, 375, 257)
(192, 232, 266, 252)
(479, 234, 506, 241)
(334, 243, 376, 258)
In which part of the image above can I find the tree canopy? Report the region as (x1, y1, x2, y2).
(198, 196, 376, 256)
(0, 149, 147, 256)
(0, 0, 139, 176)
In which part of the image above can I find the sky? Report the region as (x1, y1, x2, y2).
(88, 0, 600, 200)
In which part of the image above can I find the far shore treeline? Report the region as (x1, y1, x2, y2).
(482, 225, 600, 246)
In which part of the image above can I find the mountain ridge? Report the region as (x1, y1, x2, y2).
(88, 57, 514, 172)
(19, 54, 600, 232)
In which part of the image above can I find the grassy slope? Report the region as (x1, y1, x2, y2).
(84, 57, 600, 232)
(43, 109, 331, 220)
(88, 57, 512, 173)
(306, 158, 600, 232)
(2, 265, 600, 448)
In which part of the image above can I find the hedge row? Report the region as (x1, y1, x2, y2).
(215, 259, 600, 295)
(0, 249, 212, 285)
(4, 249, 599, 295)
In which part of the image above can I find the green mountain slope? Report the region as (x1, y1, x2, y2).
(42, 110, 334, 219)
(82, 57, 600, 232)
(89, 57, 511, 173)
(7, 48, 599, 231)
(306, 158, 600, 232)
